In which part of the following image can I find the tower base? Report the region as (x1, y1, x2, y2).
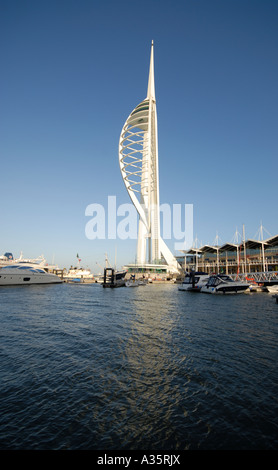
(123, 262, 181, 276)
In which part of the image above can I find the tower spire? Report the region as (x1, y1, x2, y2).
(147, 40, 155, 100)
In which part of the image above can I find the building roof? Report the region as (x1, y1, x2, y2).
(219, 243, 239, 252)
(184, 248, 203, 255)
(199, 245, 220, 254)
(242, 239, 268, 250)
(179, 233, 278, 256)
(264, 235, 278, 247)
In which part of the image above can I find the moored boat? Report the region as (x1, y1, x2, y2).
(102, 267, 127, 287)
(266, 285, 278, 293)
(0, 251, 58, 272)
(64, 266, 94, 283)
(248, 283, 264, 292)
(125, 274, 142, 287)
(200, 274, 250, 294)
(0, 265, 63, 286)
(125, 279, 139, 287)
(178, 272, 210, 292)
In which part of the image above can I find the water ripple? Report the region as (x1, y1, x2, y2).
(0, 284, 278, 449)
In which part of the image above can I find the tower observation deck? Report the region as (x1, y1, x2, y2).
(119, 42, 180, 274)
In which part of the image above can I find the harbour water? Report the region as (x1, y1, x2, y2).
(0, 282, 277, 450)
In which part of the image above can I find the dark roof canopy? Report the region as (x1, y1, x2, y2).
(219, 243, 239, 252)
(199, 245, 219, 254)
(242, 239, 268, 250)
(180, 234, 278, 255)
(184, 248, 202, 255)
(264, 235, 278, 247)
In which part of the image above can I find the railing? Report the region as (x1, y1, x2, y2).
(183, 258, 278, 274)
(230, 272, 278, 282)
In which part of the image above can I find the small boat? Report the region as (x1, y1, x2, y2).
(0, 265, 63, 286)
(273, 294, 278, 304)
(249, 283, 264, 292)
(266, 285, 278, 293)
(125, 279, 139, 287)
(66, 278, 93, 284)
(178, 272, 210, 292)
(200, 274, 250, 294)
(137, 279, 147, 285)
(125, 274, 140, 287)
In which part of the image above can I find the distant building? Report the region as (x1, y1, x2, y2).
(177, 234, 278, 274)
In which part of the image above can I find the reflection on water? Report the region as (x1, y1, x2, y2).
(0, 283, 277, 449)
(120, 287, 179, 448)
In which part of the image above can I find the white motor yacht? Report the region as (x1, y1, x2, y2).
(0, 252, 59, 272)
(0, 265, 63, 286)
(64, 266, 94, 283)
(266, 285, 278, 293)
(178, 272, 210, 292)
(200, 274, 250, 294)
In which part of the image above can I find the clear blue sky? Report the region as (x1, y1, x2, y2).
(1, 0, 277, 272)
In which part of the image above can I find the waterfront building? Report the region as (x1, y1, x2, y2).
(119, 42, 180, 275)
(176, 234, 278, 275)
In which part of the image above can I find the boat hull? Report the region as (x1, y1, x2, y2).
(178, 285, 202, 292)
(0, 265, 62, 286)
(201, 284, 249, 294)
(267, 285, 278, 293)
(125, 280, 139, 287)
(178, 273, 210, 292)
(200, 274, 250, 294)
(0, 274, 62, 286)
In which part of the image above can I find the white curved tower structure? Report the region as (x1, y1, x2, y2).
(119, 42, 180, 273)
